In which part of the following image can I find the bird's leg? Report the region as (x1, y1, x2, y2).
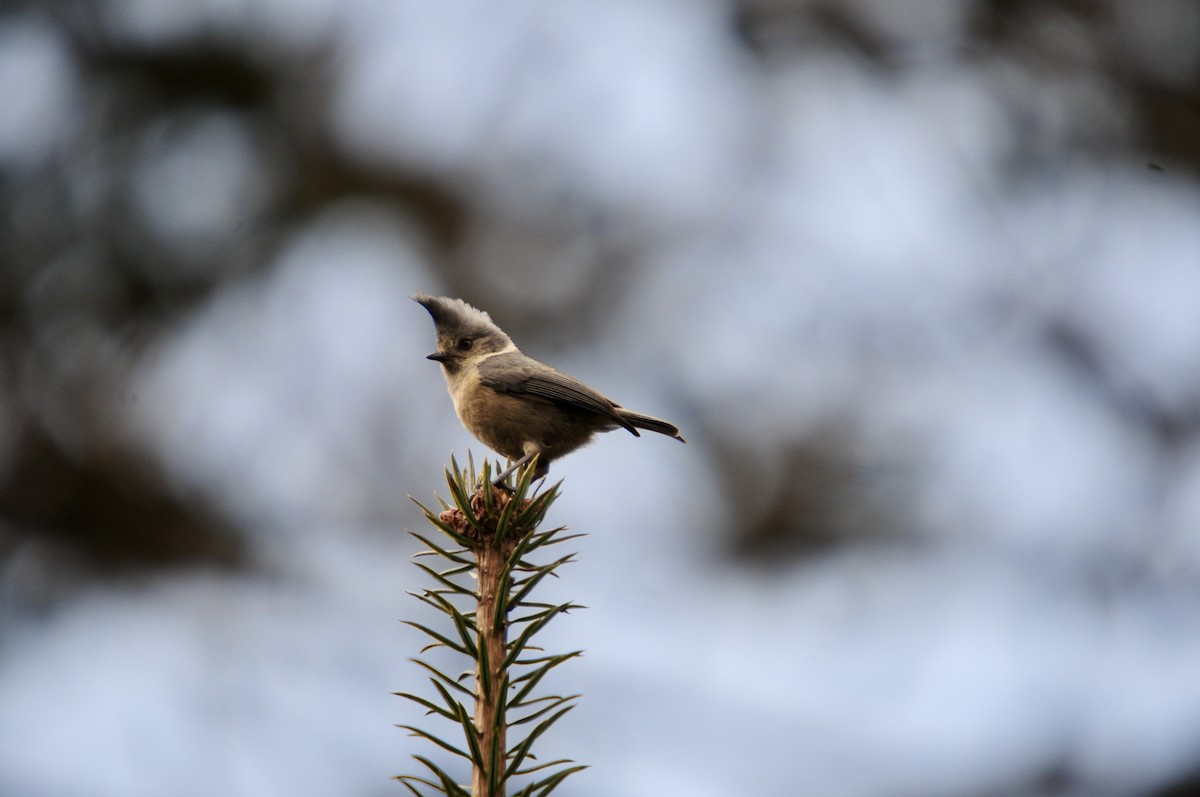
(493, 451, 536, 487)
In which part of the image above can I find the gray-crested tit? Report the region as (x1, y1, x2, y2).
(414, 294, 684, 483)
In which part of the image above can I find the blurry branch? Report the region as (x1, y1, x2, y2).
(397, 456, 586, 797)
(0, 425, 246, 572)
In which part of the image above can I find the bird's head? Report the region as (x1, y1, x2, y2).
(412, 294, 514, 373)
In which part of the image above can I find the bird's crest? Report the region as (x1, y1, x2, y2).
(412, 294, 502, 337)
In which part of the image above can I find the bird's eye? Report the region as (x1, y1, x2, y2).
(457, 337, 473, 351)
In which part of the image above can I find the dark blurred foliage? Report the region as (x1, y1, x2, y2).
(729, 0, 1200, 563)
(1, 2, 466, 594)
(1154, 770, 1200, 797)
(1, 0, 1198, 590)
(736, 0, 1200, 175)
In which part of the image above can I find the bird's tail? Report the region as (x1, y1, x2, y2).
(618, 409, 686, 443)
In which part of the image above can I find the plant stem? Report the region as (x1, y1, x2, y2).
(400, 460, 584, 797)
(473, 535, 510, 796)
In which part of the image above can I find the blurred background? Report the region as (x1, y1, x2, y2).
(2, 1, 1200, 795)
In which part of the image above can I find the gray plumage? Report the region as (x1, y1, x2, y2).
(413, 294, 684, 481)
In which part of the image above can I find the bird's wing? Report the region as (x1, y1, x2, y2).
(478, 352, 638, 434)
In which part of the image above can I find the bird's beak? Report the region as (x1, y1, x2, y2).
(426, 352, 450, 363)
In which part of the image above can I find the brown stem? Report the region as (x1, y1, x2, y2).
(440, 483, 528, 796)
(472, 539, 509, 797)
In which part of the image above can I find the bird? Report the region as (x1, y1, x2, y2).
(414, 294, 684, 483)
